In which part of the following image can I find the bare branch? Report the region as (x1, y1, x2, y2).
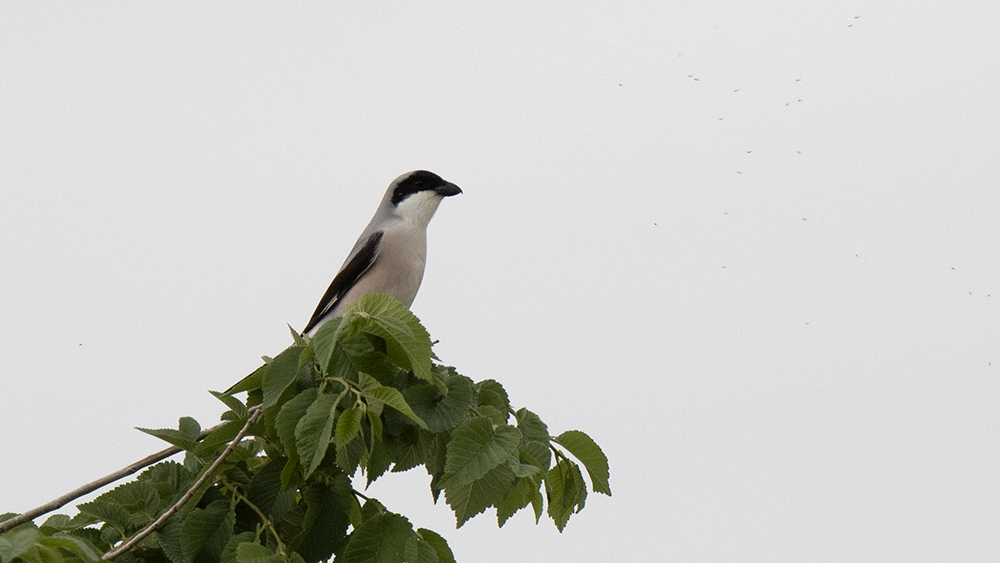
(103, 407, 263, 560)
(0, 418, 234, 534)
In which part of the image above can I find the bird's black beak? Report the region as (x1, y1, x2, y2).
(435, 182, 462, 197)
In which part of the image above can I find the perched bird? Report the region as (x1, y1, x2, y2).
(303, 170, 462, 335)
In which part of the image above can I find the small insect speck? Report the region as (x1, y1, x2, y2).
(795, 78, 801, 82)
(746, 150, 753, 154)
(736, 171, 742, 174)
(734, 89, 740, 92)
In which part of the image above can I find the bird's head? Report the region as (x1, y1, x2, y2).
(386, 170, 462, 227)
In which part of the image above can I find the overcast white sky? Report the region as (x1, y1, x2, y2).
(2, 2, 999, 561)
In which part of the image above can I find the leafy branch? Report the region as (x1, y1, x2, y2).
(221, 479, 287, 556)
(1, 295, 611, 563)
(0, 419, 234, 535)
(102, 407, 263, 559)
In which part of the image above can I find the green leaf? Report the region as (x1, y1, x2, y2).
(515, 408, 549, 443)
(39, 514, 73, 532)
(280, 456, 300, 490)
(402, 371, 473, 433)
(325, 342, 359, 384)
(512, 460, 542, 478)
(225, 364, 267, 395)
(444, 419, 521, 487)
(88, 478, 160, 525)
(335, 433, 369, 475)
(193, 420, 244, 458)
(75, 501, 131, 535)
(138, 461, 196, 510)
(245, 459, 291, 520)
(476, 405, 507, 427)
(135, 427, 199, 452)
(70, 526, 104, 551)
(545, 459, 587, 532)
(0, 527, 40, 562)
(289, 323, 307, 346)
(291, 474, 352, 563)
(179, 417, 201, 438)
(404, 535, 439, 563)
(519, 440, 550, 473)
(366, 436, 396, 487)
(338, 333, 404, 385)
(515, 409, 551, 471)
(531, 489, 543, 523)
(552, 430, 612, 496)
(338, 512, 414, 563)
(275, 389, 319, 453)
(343, 295, 435, 388)
(367, 409, 384, 442)
(36, 534, 102, 563)
(444, 464, 515, 528)
(234, 542, 283, 563)
(181, 500, 236, 563)
(336, 407, 364, 449)
(311, 317, 345, 374)
(496, 475, 542, 527)
(156, 514, 187, 563)
(348, 496, 364, 531)
(356, 372, 382, 393)
(415, 529, 455, 563)
(220, 532, 256, 563)
(420, 430, 449, 480)
(261, 346, 303, 409)
(364, 386, 426, 429)
(295, 393, 339, 479)
(247, 388, 263, 410)
(209, 390, 249, 419)
(387, 427, 424, 474)
(19, 544, 64, 563)
(298, 343, 315, 368)
(224, 438, 262, 466)
(475, 380, 510, 418)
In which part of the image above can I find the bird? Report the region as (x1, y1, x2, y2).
(302, 170, 462, 335)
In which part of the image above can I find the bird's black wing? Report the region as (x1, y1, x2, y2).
(303, 231, 383, 333)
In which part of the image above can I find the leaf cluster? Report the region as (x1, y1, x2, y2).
(2, 295, 610, 563)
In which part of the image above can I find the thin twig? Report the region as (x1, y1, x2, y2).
(103, 407, 263, 560)
(223, 479, 286, 555)
(0, 419, 233, 534)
